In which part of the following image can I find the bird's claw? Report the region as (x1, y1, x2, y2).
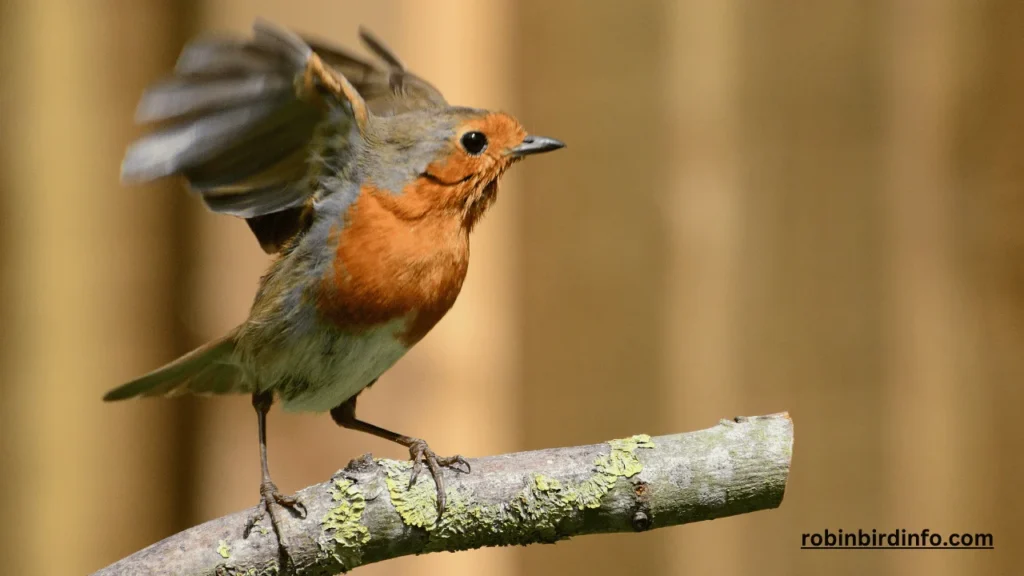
(243, 480, 306, 540)
(244, 501, 269, 539)
(406, 439, 471, 517)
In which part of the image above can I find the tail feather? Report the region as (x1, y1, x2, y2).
(103, 336, 245, 401)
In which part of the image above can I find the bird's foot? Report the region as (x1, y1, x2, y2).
(244, 480, 307, 546)
(406, 438, 471, 517)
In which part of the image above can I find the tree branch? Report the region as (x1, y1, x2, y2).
(94, 412, 793, 576)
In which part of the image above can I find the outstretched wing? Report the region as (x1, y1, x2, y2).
(123, 20, 433, 254)
(303, 27, 448, 116)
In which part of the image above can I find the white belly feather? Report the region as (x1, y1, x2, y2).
(250, 317, 411, 413)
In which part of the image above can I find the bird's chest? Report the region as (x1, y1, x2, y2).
(316, 193, 470, 347)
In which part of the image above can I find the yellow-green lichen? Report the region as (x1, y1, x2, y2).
(603, 435, 654, 477)
(533, 474, 562, 491)
(217, 539, 231, 559)
(535, 434, 654, 510)
(380, 434, 655, 550)
(319, 478, 370, 569)
(380, 459, 440, 529)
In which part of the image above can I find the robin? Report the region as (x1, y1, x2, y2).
(103, 19, 564, 542)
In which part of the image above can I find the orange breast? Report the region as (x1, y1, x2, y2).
(316, 184, 470, 346)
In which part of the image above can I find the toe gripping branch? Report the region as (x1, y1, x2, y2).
(331, 396, 470, 518)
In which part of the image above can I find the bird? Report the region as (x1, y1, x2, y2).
(103, 18, 564, 544)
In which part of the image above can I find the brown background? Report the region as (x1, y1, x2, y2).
(1, 1, 1021, 574)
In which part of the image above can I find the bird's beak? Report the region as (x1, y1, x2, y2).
(507, 135, 566, 157)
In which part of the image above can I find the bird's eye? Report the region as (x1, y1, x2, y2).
(460, 131, 488, 155)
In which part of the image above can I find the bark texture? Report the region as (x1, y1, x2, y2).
(94, 412, 793, 575)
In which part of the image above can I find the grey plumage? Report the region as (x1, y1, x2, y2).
(306, 28, 449, 116)
(102, 336, 242, 400)
(121, 19, 447, 255)
(176, 38, 285, 76)
(123, 100, 288, 183)
(134, 74, 292, 124)
(122, 20, 323, 222)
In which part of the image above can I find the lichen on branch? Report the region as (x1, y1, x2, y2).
(93, 413, 793, 576)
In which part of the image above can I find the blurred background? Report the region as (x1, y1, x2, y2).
(1, 0, 1021, 574)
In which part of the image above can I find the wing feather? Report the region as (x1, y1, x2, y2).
(122, 19, 448, 254)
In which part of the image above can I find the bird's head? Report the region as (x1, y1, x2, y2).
(360, 107, 564, 230)
(301, 49, 563, 230)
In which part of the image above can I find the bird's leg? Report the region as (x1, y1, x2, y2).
(330, 394, 470, 516)
(244, 391, 306, 543)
